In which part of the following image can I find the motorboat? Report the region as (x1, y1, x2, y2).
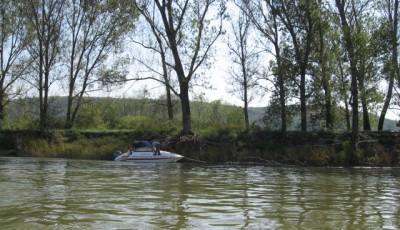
(114, 150, 184, 163)
(114, 140, 184, 163)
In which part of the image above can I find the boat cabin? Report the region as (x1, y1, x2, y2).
(133, 140, 153, 152)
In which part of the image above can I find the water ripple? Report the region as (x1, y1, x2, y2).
(0, 157, 400, 229)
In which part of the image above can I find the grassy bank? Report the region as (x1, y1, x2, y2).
(0, 129, 399, 166)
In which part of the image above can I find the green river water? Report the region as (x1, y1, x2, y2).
(0, 157, 399, 229)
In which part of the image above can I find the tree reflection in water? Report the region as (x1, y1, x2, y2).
(0, 158, 399, 229)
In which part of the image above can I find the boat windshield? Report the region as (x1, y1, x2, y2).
(133, 140, 153, 151)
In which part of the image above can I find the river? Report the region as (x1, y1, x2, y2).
(0, 157, 399, 229)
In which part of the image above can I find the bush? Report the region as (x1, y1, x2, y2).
(21, 135, 127, 160)
(117, 116, 155, 129)
(307, 148, 333, 166)
(75, 106, 106, 129)
(7, 115, 37, 130)
(116, 115, 178, 136)
(198, 124, 243, 140)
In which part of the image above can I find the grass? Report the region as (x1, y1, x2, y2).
(20, 135, 127, 160)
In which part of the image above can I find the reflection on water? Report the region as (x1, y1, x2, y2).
(0, 157, 399, 229)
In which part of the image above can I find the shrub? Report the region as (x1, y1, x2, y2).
(75, 106, 106, 129)
(117, 116, 156, 130)
(198, 124, 243, 140)
(116, 115, 178, 136)
(8, 115, 37, 130)
(308, 148, 333, 166)
(21, 135, 127, 160)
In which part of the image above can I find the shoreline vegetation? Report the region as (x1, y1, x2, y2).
(2, 1, 400, 169)
(1, 129, 399, 167)
(3, 97, 399, 167)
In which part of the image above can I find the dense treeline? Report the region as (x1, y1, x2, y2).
(1, 0, 400, 152)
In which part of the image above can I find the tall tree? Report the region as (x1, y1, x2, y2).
(273, 0, 317, 131)
(354, 17, 372, 131)
(134, 0, 225, 134)
(242, 0, 287, 132)
(351, 1, 385, 131)
(378, 0, 399, 131)
(337, 49, 351, 131)
(0, 1, 28, 129)
(64, 0, 134, 128)
(228, 8, 258, 130)
(346, 0, 379, 131)
(315, 1, 334, 129)
(335, 0, 360, 152)
(130, 7, 177, 121)
(26, 0, 65, 132)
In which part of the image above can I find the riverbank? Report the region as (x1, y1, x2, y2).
(0, 130, 399, 166)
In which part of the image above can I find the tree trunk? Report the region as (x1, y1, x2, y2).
(359, 75, 371, 131)
(42, 69, 49, 132)
(244, 94, 249, 130)
(275, 0, 311, 132)
(338, 56, 350, 131)
(379, 0, 398, 131)
(350, 72, 359, 153)
(278, 73, 286, 132)
(275, 44, 286, 132)
(242, 48, 249, 130)
(379, 73, 395, 131)
(161, 51, 173, 121)
(336, 0, 359, 154)
(344, 97, 351, 131)
(323, 81, 333, 129)
(319, 24, 333, 130)
(38, 3, 47, 133)
(267, 7, 286, 132)
(65, 88, 74, 129)
(70, 74, 91, 127)
(361, 96, 371, 131)
(65, 30, 77, 129)
(171, 46, 192, 135)
(38, 45, 44, 133)
(300, 70, 307, 131)
(70, 99, 81, 127)
(0, 90, 4, 129)
(42, 32, 50, 132)
(179, 82, 192, 135)
(165, 84, 173, 120)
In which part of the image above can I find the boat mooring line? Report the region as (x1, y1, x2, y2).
(181, 156, 208, 164)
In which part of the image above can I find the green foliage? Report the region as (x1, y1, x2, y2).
(263, 102, 303, 130)
(21, 135, 126, 160)
(98, 69, 127, 86)
(7, 115, 37, 130)
(101, 103, 120, 129)
(75, 106, 106, 130)
(191, 100, 245, 133)
(226, 110, 245, 125)
(0, 129, 399, 166)
(117, 115, 153, 129)
(198, 124, 242, 140)
(116, 115, 179, 136)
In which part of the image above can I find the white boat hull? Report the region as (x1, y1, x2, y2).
(114, 150, 183, 163)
